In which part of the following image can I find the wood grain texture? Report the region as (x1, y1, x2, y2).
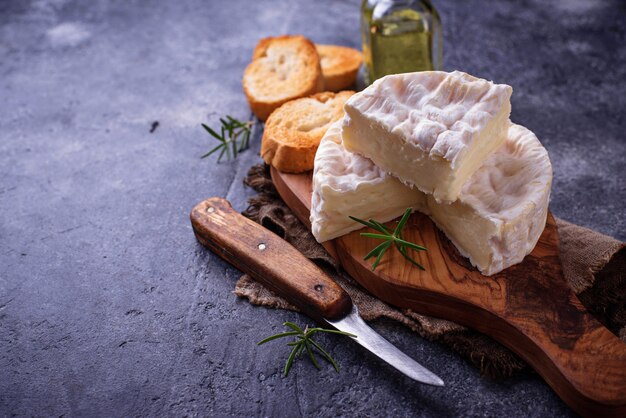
(190, 197, 352, 321)
(271, 166, 626, 417)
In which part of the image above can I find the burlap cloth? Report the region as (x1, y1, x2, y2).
(235, 164, 626, 378)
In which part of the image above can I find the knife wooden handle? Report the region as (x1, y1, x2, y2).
(190, 197, 352, 321)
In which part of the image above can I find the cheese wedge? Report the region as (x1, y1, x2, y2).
(311, 121, 427, 242)
(342, 71, 513, 202)
(310, 120, 552, 275)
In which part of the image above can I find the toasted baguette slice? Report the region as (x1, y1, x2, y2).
(261, 91, 355, 173)
(315, 44, 362, 91)
(243, 35, 324, 121)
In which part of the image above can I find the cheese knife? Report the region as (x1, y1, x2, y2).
(190, 197, 444, 386)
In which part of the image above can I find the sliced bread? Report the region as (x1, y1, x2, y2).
(315, 44, 362, 91)
(261, 90, 354, 173)
(243, 35, 324, 121)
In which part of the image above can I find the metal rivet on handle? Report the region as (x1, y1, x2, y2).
(257, 243, 266, 251)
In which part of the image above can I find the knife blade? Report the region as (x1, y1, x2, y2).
(190, 197, 444, 386)
(326, 305, 443, 385)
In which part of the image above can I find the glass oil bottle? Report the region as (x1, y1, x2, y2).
(361, 0, 442, 85)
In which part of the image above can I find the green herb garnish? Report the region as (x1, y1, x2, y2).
(200, 116, 254, 162)
(349, 207, 427, 271)
(258, 322, 356, 376)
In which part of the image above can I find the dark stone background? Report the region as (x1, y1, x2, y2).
(1, 0, 624, 416)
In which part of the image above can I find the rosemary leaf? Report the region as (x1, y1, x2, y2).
(217, 146, 227, 163)
(395, 238, 427, 252)
(397, 246, 426, 270)
(305, 342, 321, 370)
(360, 232, 395, 240)
(200, 116, 254, 162)
(370, 220, 394, 234)
(309, 339, 340, 373)
(394, 208, 413, 235)
(284, 344, 299, 376)
(259, 322, 356, 377)
(372, 241, 391, 270)
(200, 144, 224, 159)
(349, 208, 428, 271)
(348, 216, 377, 230)
(295, 342, 306, 358)
(257, 331, 301, 345)
(364, 240, 392, 261)
(201, 123, 222, 140)
(283, 322, 304, 333)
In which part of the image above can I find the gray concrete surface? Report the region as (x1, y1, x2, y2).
(1, 0, 624, 416)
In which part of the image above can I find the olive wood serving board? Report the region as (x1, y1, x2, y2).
(270, 166, 626, 417)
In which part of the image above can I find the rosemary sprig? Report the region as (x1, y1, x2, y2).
(200, 115, 254, 162)
(258, 322, 356, 376)
(349, 208, 427, 271)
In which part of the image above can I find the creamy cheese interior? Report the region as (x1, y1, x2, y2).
(342, 71, 512, 203)
(428, 124, 552, 274)
(311, 120, 552, 275)
(311, 122, 426, 242)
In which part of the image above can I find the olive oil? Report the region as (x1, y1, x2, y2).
(361, 0, 442, 85)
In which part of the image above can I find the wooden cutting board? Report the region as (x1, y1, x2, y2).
(270, 166, 626, 417)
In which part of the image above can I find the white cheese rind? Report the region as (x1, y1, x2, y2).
(342, 71, 513, 202)
(311, 120, 552, 276)
(310, 121, 427, 242)
(427, 123, 552, 275)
